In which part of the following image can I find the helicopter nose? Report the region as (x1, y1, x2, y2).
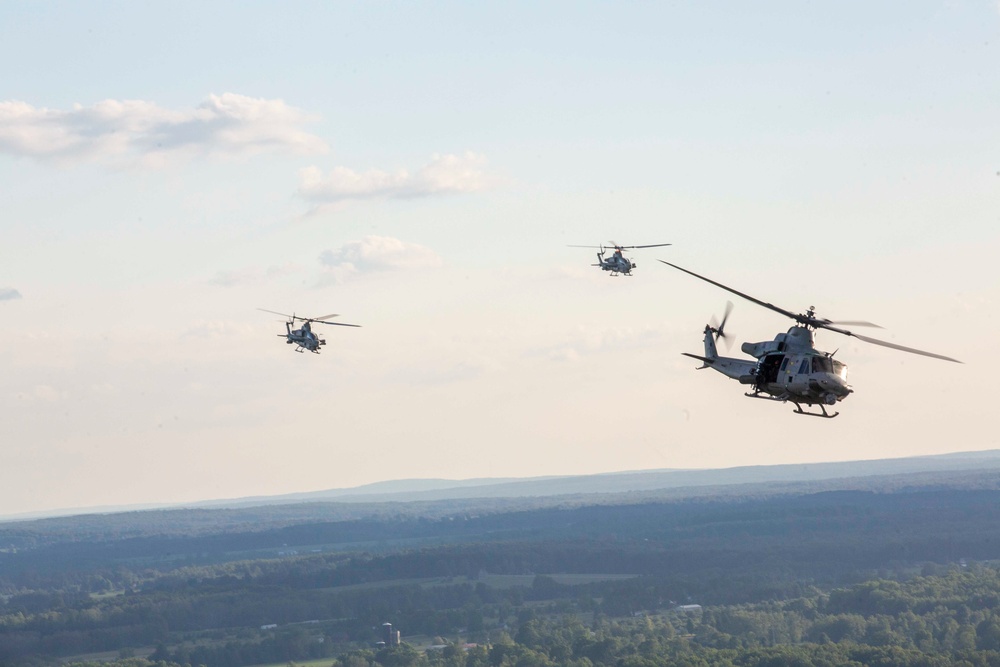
(812, 374, 851, 398)
(824, 375, 852, 397)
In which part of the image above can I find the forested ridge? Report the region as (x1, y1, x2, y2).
(46, 568, 1000, 666)
(3, 477, 1000, 665)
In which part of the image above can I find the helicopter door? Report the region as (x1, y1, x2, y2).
(758, 354, 784, 385)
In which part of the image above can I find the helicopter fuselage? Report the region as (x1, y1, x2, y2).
(598, 250, 636, 276)
(661, 259, 958, 418)
(284, 321, 326, 353)
(260, 308, 359, 355)
(685, 325, 852, 416)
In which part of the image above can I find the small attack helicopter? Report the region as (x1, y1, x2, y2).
(258, 309, 360, 354)
(659, 261, 961, 418)
(568, 242, 672, 276)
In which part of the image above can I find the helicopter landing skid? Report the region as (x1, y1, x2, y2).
(791, 402, 838, 419)
(743, 391, 839, 418)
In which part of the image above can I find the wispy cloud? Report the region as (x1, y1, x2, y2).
(527, 325, 667, 363)
(298, 152, 491, 209)
(318, 235, 442, 283)
(0, 288, 22, 302)
(181, 320, 258, 341)
(17, 385, 66, 402)
(0, 93, 327, 166)
(208, 263, 302, 288)
(387, 355, 504, 386)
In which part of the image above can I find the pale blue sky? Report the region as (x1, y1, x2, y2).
(0, 2, 996, 516)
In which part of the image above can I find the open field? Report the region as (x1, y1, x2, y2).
(316, 573, 637, 594)
(477, 573, 637, 588)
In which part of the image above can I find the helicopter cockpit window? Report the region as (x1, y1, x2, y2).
(797, 360, 810, 374)
(833, 360, 848, 380)
(811, 357, 834, 374)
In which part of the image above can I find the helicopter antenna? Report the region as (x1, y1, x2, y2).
(658, 260, 961, 363)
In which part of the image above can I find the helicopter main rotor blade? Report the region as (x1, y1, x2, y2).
(814, 318, 883, 328)
(258, 308, 293, 319)
(567, 245, 605, 249)
(659, 260, 961, 363)
(658, 260, 803, 323)
(850, 332, 961, 363)
(619, 243, 672, 249)
(310, 313, 341, 321)
(311, 320, 361, 328)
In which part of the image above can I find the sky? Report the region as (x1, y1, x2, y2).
(0, 1, 997, 517)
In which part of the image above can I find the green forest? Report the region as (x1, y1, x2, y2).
(3, 473, 1000, 666)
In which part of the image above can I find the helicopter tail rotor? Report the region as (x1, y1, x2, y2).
(709, 301, 735, 350)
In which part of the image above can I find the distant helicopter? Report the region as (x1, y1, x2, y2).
(258, 309, 360, 354)
(568, 242, 672, 276)
(658, 261, 961, 418)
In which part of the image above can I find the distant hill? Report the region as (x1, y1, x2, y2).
(194, 448, 1000, 507)
(7, 449, 1000, 523)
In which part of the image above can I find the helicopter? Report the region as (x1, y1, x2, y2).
(258, 309, 360, 354)
(568, 242, 672, 276)
(658, 260, 961, 418)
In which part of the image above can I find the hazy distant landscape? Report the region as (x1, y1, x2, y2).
(4, 1, 997, 665)
(3, 451, 1000, 666)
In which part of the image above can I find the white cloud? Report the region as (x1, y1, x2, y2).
(0, 288, 21, 301)
(298, 152, 491, 205)
(0, 93, 327, 165)
(318, 235, 442, 283)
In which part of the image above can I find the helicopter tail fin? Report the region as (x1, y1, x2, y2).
(702, 323, 720, 361)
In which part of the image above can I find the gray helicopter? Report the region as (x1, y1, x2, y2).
(569, 242, 672, 276)
(659, 261, 961, 418)
(258, 309, 360, 354)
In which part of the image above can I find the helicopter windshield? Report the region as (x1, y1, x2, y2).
(811, 356, 833, 374)
(813, 356, 848, 379)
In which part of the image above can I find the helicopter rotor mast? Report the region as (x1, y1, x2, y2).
(658, 260, 961, 364)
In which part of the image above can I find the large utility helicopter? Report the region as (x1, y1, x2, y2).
(568, 242, 672, 276)
(658, 261, 961, 418)
(258, 309, 360, 354)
